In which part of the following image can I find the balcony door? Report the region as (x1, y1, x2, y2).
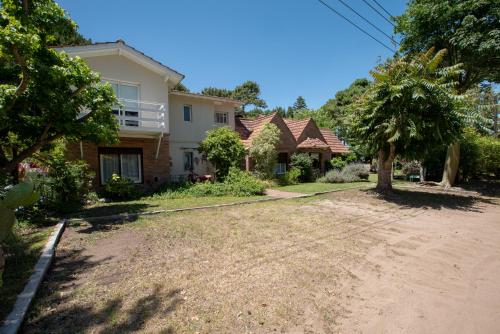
(110, 82, 140, 127)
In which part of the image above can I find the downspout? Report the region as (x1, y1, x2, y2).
(155, 132, 163, 160)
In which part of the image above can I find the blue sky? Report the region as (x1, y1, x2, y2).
(57, 0, 407, 110)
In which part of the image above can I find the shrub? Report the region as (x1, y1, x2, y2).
(198, 127, 245, 180)
(401, 161, 421, 176)
(290, 153, 314, 182)
(460, 128, 500, 179)
(104, 174, 135, 200)
(249, 123, 281, 179)
(223, 167, 266, 196)
(279, 167, 301, 185)
(329, 152, 356, 170)
(342, 163, 370, 180)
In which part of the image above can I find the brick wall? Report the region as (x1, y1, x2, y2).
(66, 135, 170, 190)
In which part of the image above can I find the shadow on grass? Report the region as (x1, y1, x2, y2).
(23, 248, 182, 334)
(68, 203, 155, 219)
(458, 180, 500, 198)
(365, 188, 495, 212)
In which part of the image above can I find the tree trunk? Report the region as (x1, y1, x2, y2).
(441, 141, 460, 188)
(376, 144, 395, 192)
(0, 247, 4, 288)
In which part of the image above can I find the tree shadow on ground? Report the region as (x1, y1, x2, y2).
(71, 213, 146, 234)
(458, 180, 500, 198)
(22, 248, 182, 334)
(365, 188, 496, 212)
(68, 203, 155, 219)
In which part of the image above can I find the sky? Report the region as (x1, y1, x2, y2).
(57, 0, 408, 110)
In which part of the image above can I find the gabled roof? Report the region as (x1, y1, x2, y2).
(283, 119, 311, 141)
(320, 129, 349, 153)
(54, 40, 184, 86)
(297, 137, 330, 150)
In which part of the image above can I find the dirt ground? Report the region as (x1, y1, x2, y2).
(22, 187, 500, 333)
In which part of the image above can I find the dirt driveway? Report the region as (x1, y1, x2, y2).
(23, 188, 500, 333)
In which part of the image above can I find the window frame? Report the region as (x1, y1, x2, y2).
(183, 104, 192, 123)
(215, 111, 228, 124)
(183, 151, 194, 171)
(98, 147, 144, 185)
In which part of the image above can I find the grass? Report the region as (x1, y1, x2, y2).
(0, 223, 51, 320)
(274, 181, 372, 194)
(68, 195, 267, 219)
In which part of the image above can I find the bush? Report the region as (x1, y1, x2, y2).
(460, 128, 500, 180)
(249, 123, 281, 179)
(401, 161, 421, 176)
(318, 163, 369, 183)
(342, 163, 370, 180)
(329, 152, 356, 170)
(290, 153, 314, 182)
(278, 167, 301, 185)
(104, 174, 135, 200)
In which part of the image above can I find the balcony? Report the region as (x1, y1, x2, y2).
(112, 98, 168, 135)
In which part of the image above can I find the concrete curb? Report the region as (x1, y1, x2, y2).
(1, 220, 67, 334)
(68, 184, 374, 224)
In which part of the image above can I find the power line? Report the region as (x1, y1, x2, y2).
(334, 0, 398, 46)
(316, 0, 396, 53)
(361, 0, 395, 27)
(371, 0, 394, 19)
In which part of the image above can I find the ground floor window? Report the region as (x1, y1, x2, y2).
(274, 152, 288, 175)
(99, 148, 143, 184)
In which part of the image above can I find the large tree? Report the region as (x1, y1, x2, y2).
(395, 0, 500, 186)
(292, 96, 307, 111)
(249, 123, 281, 179)
(201, 81, 267, 114)
(0, 0, 118, 178)
(351, 49, 465, 191)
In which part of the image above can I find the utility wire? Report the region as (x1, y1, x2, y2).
(334, 0, 398, 45)
(371, 0, 395, 20)
(361, 0, 395, 27)
(317, 0, 396, 53)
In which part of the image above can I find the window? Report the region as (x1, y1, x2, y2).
(183, 105, 192, 122)
(215, 112, 228, 124)
(274, 163, 287, 175)
(184, 152, 194, 171)
(99, 148, 142, 184)
(109, 82, 140, 126)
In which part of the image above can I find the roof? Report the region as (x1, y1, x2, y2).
(283, 119, 311, 140)
(296, 137, 330, 150)
(320, 129, 350, 153)
(237, 113, 278, 147)
(170, 90, 243, 106)
(54, 40, 184, 85)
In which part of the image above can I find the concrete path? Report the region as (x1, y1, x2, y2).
(264, 188, 308, 198)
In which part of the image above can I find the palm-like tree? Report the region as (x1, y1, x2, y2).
(351, 48, 466, 191)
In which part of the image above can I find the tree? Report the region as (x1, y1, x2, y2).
(292, 96, 307, 111)
(351, 49, 465, 191)
(249, 123, 281, 179)
(395, 0, 500, 186)
(173, 83, 190, 92)
(232, 81, 267, 113)
(201, 86, 232, 98)
(270, 106, 286, 117)
(292, 109, 334, 129)
(198, 127, 245, 180)
(0, 0, 119, 179)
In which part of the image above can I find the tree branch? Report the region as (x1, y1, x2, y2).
(22, 0, 29, 15)
(3, 44, 30, 113)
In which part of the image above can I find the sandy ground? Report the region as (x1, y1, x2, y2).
(22, 187, 500, 333)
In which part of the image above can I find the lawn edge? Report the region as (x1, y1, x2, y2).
(1, 220, 66, 334)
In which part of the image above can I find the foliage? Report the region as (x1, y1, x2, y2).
(460, 128, 500, 179)
(318, 163, 369, 183)
(198, 127, 245, 180)
(277, 167, 301, 186)
(292, 108, 334, 129)
(249, 123, 281, 179)
(0, 177, 39, 288)
(350, 48, 466, 189)
(173, 83, 189, 92)
(220, 167, 266, 196)
(395, 0, 500, 89)
(329, 153, 356, 170)
(401, 161, 421, 176)
(290, 153, 314, 182)
(104, 174, 135, 201)
(0, 0, 119, 178)
(292, 96, 307, 111)
(201, 81, 267, 113)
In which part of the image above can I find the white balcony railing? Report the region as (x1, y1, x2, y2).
(113, 98, 167, 133)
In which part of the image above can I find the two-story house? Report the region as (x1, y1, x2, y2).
(60, 40, 241, 189)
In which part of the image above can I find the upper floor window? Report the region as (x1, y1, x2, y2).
(215, 112, 228, 124)
(108, 81, 140, 126)
(183, 105, 192, 122)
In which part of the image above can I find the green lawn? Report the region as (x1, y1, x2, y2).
(0, 223, 51, 320)
(274, 181, 373, 194)
(68, 195, 267, 219)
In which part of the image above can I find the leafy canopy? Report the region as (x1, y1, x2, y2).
(395, 0, 500, 89)
(198, 127, 245, 180)
(0, 0, 118, 176)
(249, 123, 281, 179)
(201, 81, 267, 113)
(351, 48, 466, 161)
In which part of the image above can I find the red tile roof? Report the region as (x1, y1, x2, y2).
(283, 119, 310, 140)
(296, 137, 330, 150)
(319, 129, 349, 153)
